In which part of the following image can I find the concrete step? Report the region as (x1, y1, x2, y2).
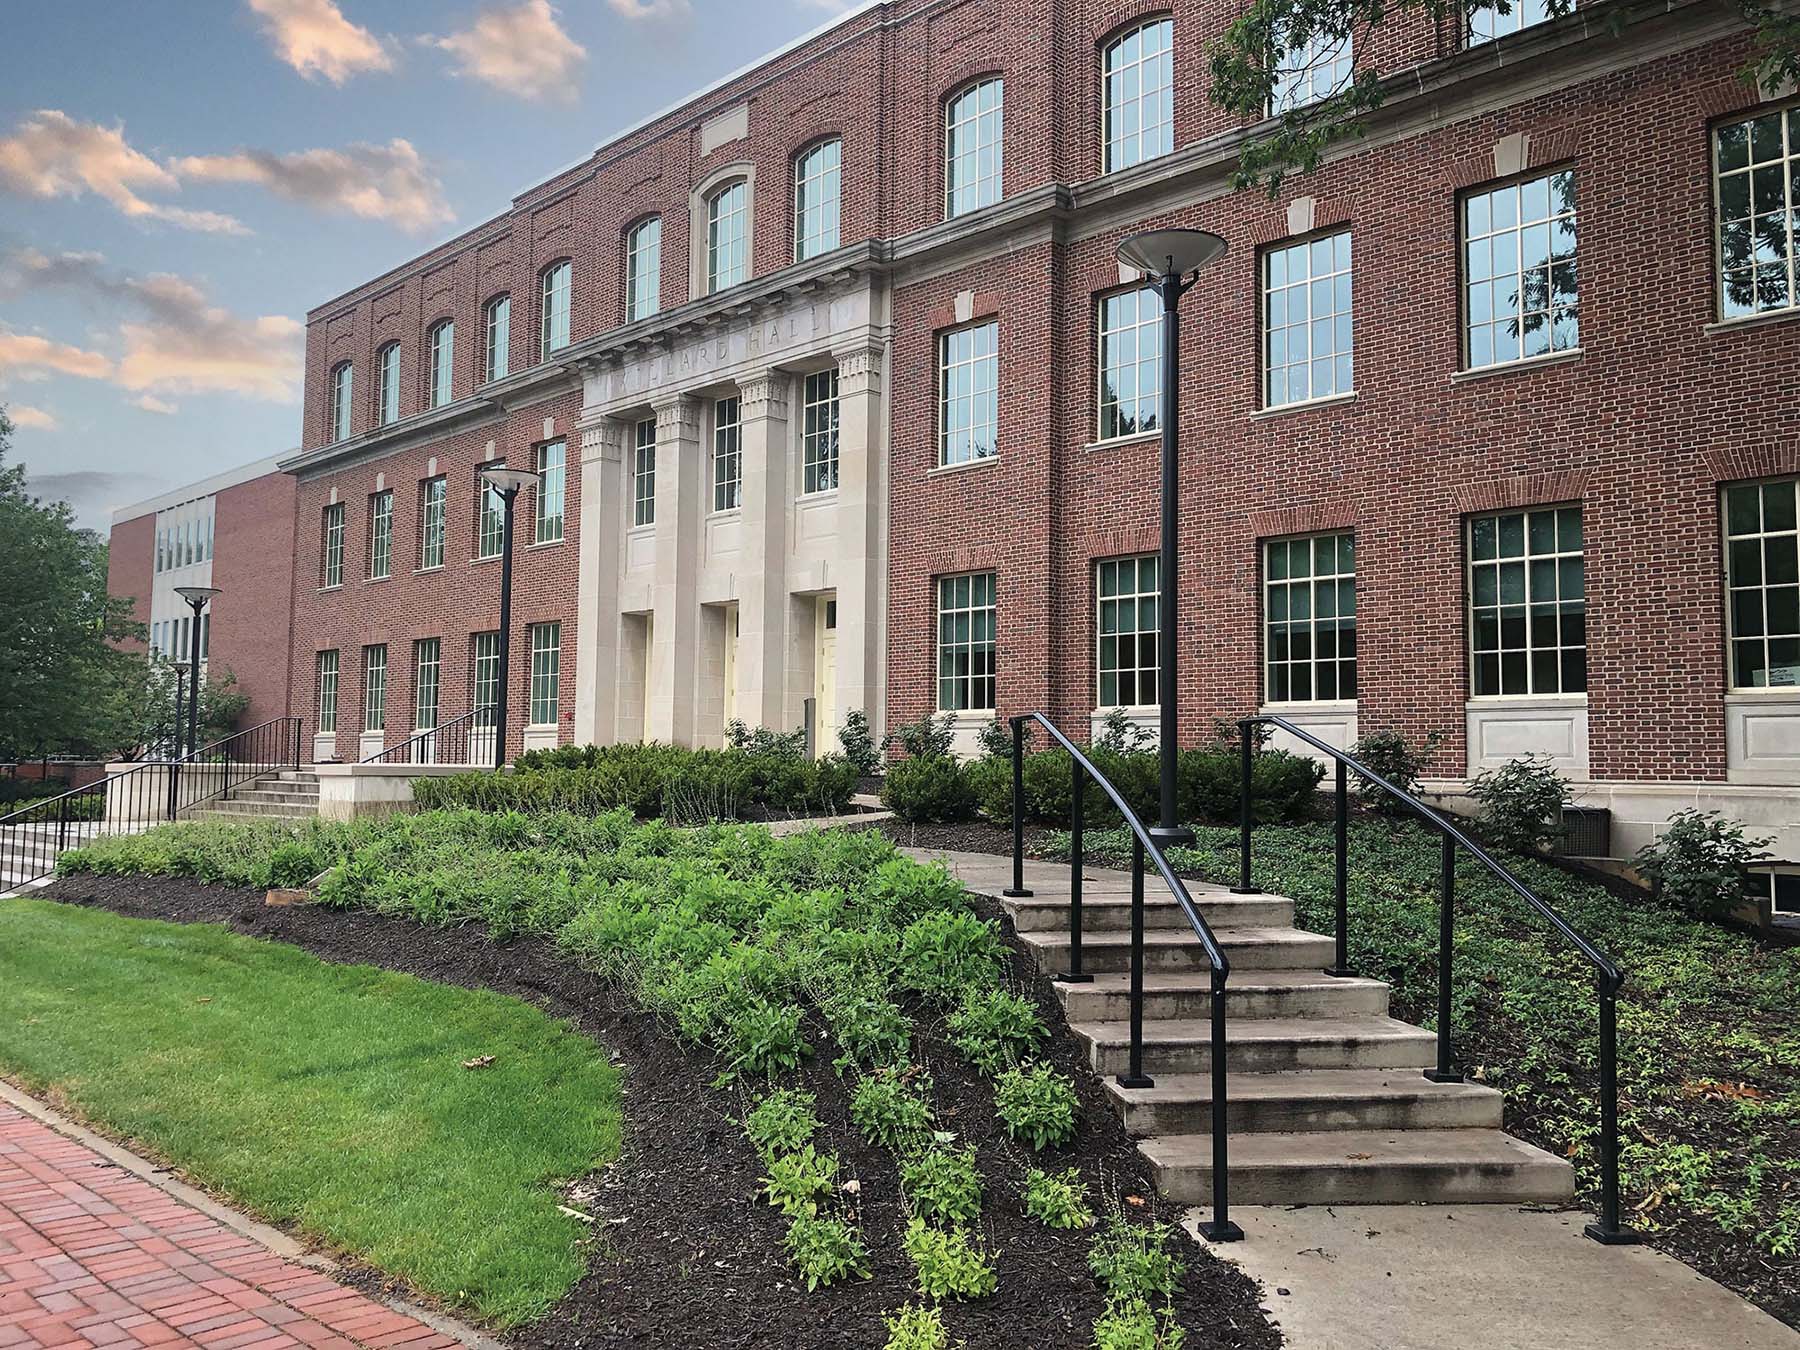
(1020, 926, 1337, 975)
(228, 788, 319, 805)
(188, 806, 315, 824)
(1141, 1127, 1575, 1206)
(1054, 969, 1390, 1023)
(1005, 892, 1294, 933)
(1103, 1068, 1504, 1137)
(1071, 1015, 1438, 1077)
(189, 798, 314, 817)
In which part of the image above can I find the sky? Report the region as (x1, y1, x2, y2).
(0, 0, 856, 531)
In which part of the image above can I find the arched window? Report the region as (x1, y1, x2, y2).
(539, 260, 571, 356)
(945, 78, 1004, 218)
(706, 181, 749, 293)
(375, 342, 400, 425)
(793, 139, 842, 262)
(329, 362, 353, 442)
(626, 218, 661, 322)
(427, 319, 454, 409)
(1103, 19, 1174, 171)
(484, 295, 511, 381)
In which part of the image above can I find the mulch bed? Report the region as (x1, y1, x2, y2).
(39, 873, 1281, 1350)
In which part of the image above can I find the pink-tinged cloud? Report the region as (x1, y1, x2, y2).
(8, 404, 59, 431)
(174, 138, 453, 233)
(428, 0, 586, 99)
(134, 395, 179, 415)
(0, 111, 246, 234)
(246, 0, 393, 83)
(0, 331, 113, 382)
(607, 0, 690, 20)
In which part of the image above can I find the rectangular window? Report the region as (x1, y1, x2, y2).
(368, 490, 393, 580)
(414, 637, 441, 731)
(938, 321, 999, 466)
(945, 78, 1004, 218)
(802, 369, 840, 494)
(420, 476, 446, 569)
(633, 417, 657, 526)
(1097, 288, 1161, 440)
(1714, 102, 1800, 320)
(627, 218, 661, 322)
(1468, 506, 1585, 696)
(1104, 19, 1174, 172)
(477, 478, 504, 559)
(1724, 478, 1800, 689)
(1264, 230, 1353, 407)
(1265, 532, 1357, 702)
(316, 650, 339, 733)
(707, 182, 749, 293)
(541, 261, 571, 355)
(529, 621, 561, 726)
(428, 321, 454, 408)
(794, 139, 842, 262)
(201, 613, 209, 661)
(1097, 555, 1159, 708)
(363, 644, 387, 733)
(178, 616, 189, 661)
(937, 571, 997, 712)
(1470, 0, 1550, 41)
(485, 296, 510, 381)
(1270, 32, 1352, 113)
(535, 439, 566, 544)
(1463, 170, 1578, 369)
(472, 632, 500, 727)
(331, 364, 353, 442)
(377, 344, 400, 424)
(321, 502, 344, 588)
(713, 396, 742, 512)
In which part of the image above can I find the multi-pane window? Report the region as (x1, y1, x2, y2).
(1469, 0, 1551, 42)
(937, 572, 998, 711)
(330, 362, 353, 442)
(707, 181, 749, 293)
(368, 490, 392, 580)
(529, 622, 561, 726)
(420, 476, 446, 569)
(938, 321, 999, 466)
(1264, 230, 1354, 407)
(633, 417, 657, 526)
(1715, 102, 1800, 320)
(1468, 506, 1586, 696)
(1724, 478, 1800, 689)
(535, 440, 566, 544)
(316, 650, 339, 733)
(1270, 32, 1352, 113)
(472, 632, 500, 727)
(477, 479, 505, 559)
(362, 644, 387, 734)
(945, 78, 1004, 218)
(428, 319, 454, 407)
(626, 217, 661, 322)
(376, 343, 400, 425)
(1097, 556, 1159, 707)
(802, 369, 840, 494)
(1097, 288, 1162, 440)
(794, 139, 842, 262)
(321, 502, 344, 587)
(484, 295, 510, 381)
(1264, 533, 1357, 702)
(540, 260, 571, 355)
(713, 396, 742, 512)
(413, 638, 441, 731)
(1103, 19, 1174, 172)
(1463, 170, 1579, 369)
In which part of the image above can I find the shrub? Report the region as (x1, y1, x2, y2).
(725, 720, 808, 759)
(823, 987, 911, 1071)
(724, 1000, 811, 1076)
(784, 1215, 871, 1291)
(850, 1068, 934, 1152)
(1469, 754, 1570, 855)
(973, 716, 1013, 760)
(1093, 1298, 1185, 1350)
(883, 1304, 956, 1350)
(897, 911, 1004, 1003)
(1094, 708, 1154, 754)
(881, 755, 978, 824)
(1349, 728, 1443, 812)
(902, 1219, 997, 1301)
(839, 709, 884, 777)
(885, 712, 955, 760)
(995, 1064, 1079, 1150)
(1087, 1216, 1185, 1302)
(969, 746, 1320, 829)
(1021, 1167, 1094, 1230)
(761, 1145, 840, 1217)
(947, 988, 1045, 1075)
(1634, 808, 1773, 921)
(901, 1147, 983, 1227)
(744, 1089, 819, 1162)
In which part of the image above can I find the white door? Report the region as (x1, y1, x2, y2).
(723, 605, 739, 738)
(814, 595, 837, 756)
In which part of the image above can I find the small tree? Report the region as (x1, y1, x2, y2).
(1469, 754, 1570, 855)
(884, 712, 956, 760)
(1634, 809, 1774, 922)
(837, 709, 883, 777)
(1349, 727, 1443, 813)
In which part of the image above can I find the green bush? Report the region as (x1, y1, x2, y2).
(1349, 728, 1443, 813)
(761, 1145, 840, 1217)
(885, 713, 955, 760)
(850, 1067, 934, 1152)
(784, 1214, 871, 1291)
(900, 1147, 983, 1228)
(744, 1089, 819, 1162)
(1087, 1215, 1185, 1302)
(883, 1304, 955, 1350)
(898, 911, 1004, 1004)
(969, 746, 1320, 829)
(1469, 754, 1570, 855)
(901, 1219, 997, 1301)
(881, 755, 978, 823)
(1093, 1298, 1185, 1350)
(1021, 1166, 1094, 1230)
(947, 987, 1045, 1075)
(1634, 808, 1773, 921)
(994, 1063, 1079, 1150)
(838, 709, 884, 777)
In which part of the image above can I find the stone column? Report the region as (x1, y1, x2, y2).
(573, 415, 625, 746)
(833, 342, 887, 742)
(648, 395, 703, 745)
(736, 371, 792, 733)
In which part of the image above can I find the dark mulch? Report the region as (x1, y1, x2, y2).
(844, 817, 1063, 859)
(39, 874, 1280, 1350)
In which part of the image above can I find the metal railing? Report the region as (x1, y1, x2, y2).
(0, 717, 303, 892)
(1005, 713, 1243, 1243)
(360, 710, 483, 766)
(1233, 714, 1638, 1245)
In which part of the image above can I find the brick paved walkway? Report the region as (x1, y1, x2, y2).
(0, 1103, 466, 1349)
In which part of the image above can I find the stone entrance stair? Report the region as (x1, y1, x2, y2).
(914, 848, 1576, 1210)
(186, 769, 320, 824)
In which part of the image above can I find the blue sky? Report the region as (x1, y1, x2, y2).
(0, 0, 853, 529)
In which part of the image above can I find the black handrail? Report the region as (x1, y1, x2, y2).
(1007, 713, 1242, 1243)
(360, 709, 481, 766)
(1234, 714, 1637, 1245)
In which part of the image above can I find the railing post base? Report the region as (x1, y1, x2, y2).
(1002, 887, 1033, 898)
(1196, 1219, 1245, 1244)
(1115, 1073, 1155, 1090)
(1583, 1222, 1643, 1246)
(1229, 885, 1261, 895)
(1054, 971, 1094, 984)
(1148, 825, 1195, 848)
(1323, 966, 1355, 978)
(1422, 1069, 1464, 1084)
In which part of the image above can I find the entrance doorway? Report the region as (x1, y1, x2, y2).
(814, 594, 837, 756)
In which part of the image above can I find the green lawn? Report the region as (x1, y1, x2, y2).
(0, 899, 621, 1327)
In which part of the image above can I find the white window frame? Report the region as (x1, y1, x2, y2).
(420, 476, 446, 570)
(1467, 505, 1586, 698)
(945, 78, 1004, 218)
(938, 320, 999, 467)
(1469, 0, 1552, 43)
(529, 621, 561, 727)
(472, 632, 500, 727)
(712, 396, 742, 512)
(794, 139, 842, 262)
(1103, 18, 1174, 172)
(484, 295, 510, 382)
(1263, 532, 1357, 704)
(1723, 477, 1800, 690)
(1263, 229, 1354, 408)
(1096, 286, 1161, 441)
(540, 260, 571, 356)
(321, 502, 344, 588)
(535, 439, 565, 544)
(368, 490, 393, 580)
(632, 417, 657, 527)
(427, 319, 454, 408)
(362, 643, 387, 734)
(706, 181, 749, 293)
(801, 369, 840, 495)
(626, 217, 661, 322)
(330, 362, 353, 442)
(316, 650, 339, 733)
(1096, 555, 1159, 709)
(1269, 30, 1352, 114)
(1713, 100, 1800, 322)
(414, 637, 441, 732)
(376, 342, 400, 425)
(937, 571, 997, 712)
(477, 479, 504, 560)
(1462, 169, 1579, 370)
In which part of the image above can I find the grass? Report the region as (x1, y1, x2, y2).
(0, 899, 622, 1327)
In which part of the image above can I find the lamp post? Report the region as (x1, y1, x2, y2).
(172, 587, 221, 758)
(478, 465, 542, 771)
(1115, 228, 1228, 848)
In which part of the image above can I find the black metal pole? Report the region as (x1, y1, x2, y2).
(1585, 983, 1640, 1244)
(1151, 269, 1193, 849)
(1231, 718, 1258, 894)
(1424, 830, 1462, 1083)
(1195, 968, 1245, 1244)
(1004, 716, 1031, 898)
(493, 487, 518, 772)
(185, 599, 205, 761)
(1119, 834, 1153, 1089)
(1059, 763, 1091, 983)
(1327, 758, 1351, 976)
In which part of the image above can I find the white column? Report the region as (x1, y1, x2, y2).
(833, 343, 887, 742)
(648, 395, 702, 745)
(574, 416, 625, 746)
(736, 371, 792, 732)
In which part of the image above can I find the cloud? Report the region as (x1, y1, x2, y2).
(174, 139, 452, 233)
(134, 395, 179, 415)
(607, 0, 689, 19)
(428, 1, 586, 98)
(0, 111, 246, 234)
(7, 404, 58, 430)
(796, 0, 857, 11)
(0, 331, 112, 381)
(246, 0, 392, 83)
(20, 469, 164, 530)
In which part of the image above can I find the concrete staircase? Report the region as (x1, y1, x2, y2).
(186, 769, 320, 824)
(935, 850, 1577, 1209)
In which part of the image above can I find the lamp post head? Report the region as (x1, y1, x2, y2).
(1116, 228, 1228, 280)
(173, 585, 222, 610)
(479, 466, 541, 497)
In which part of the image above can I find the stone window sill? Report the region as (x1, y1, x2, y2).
(1084, 431, 1159, 453)
(1705, 307, 1800, 336)
(1451, 349, 1583, 383)
(1252, 390, 1360, 420)
(928, 455, 1000, 478)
